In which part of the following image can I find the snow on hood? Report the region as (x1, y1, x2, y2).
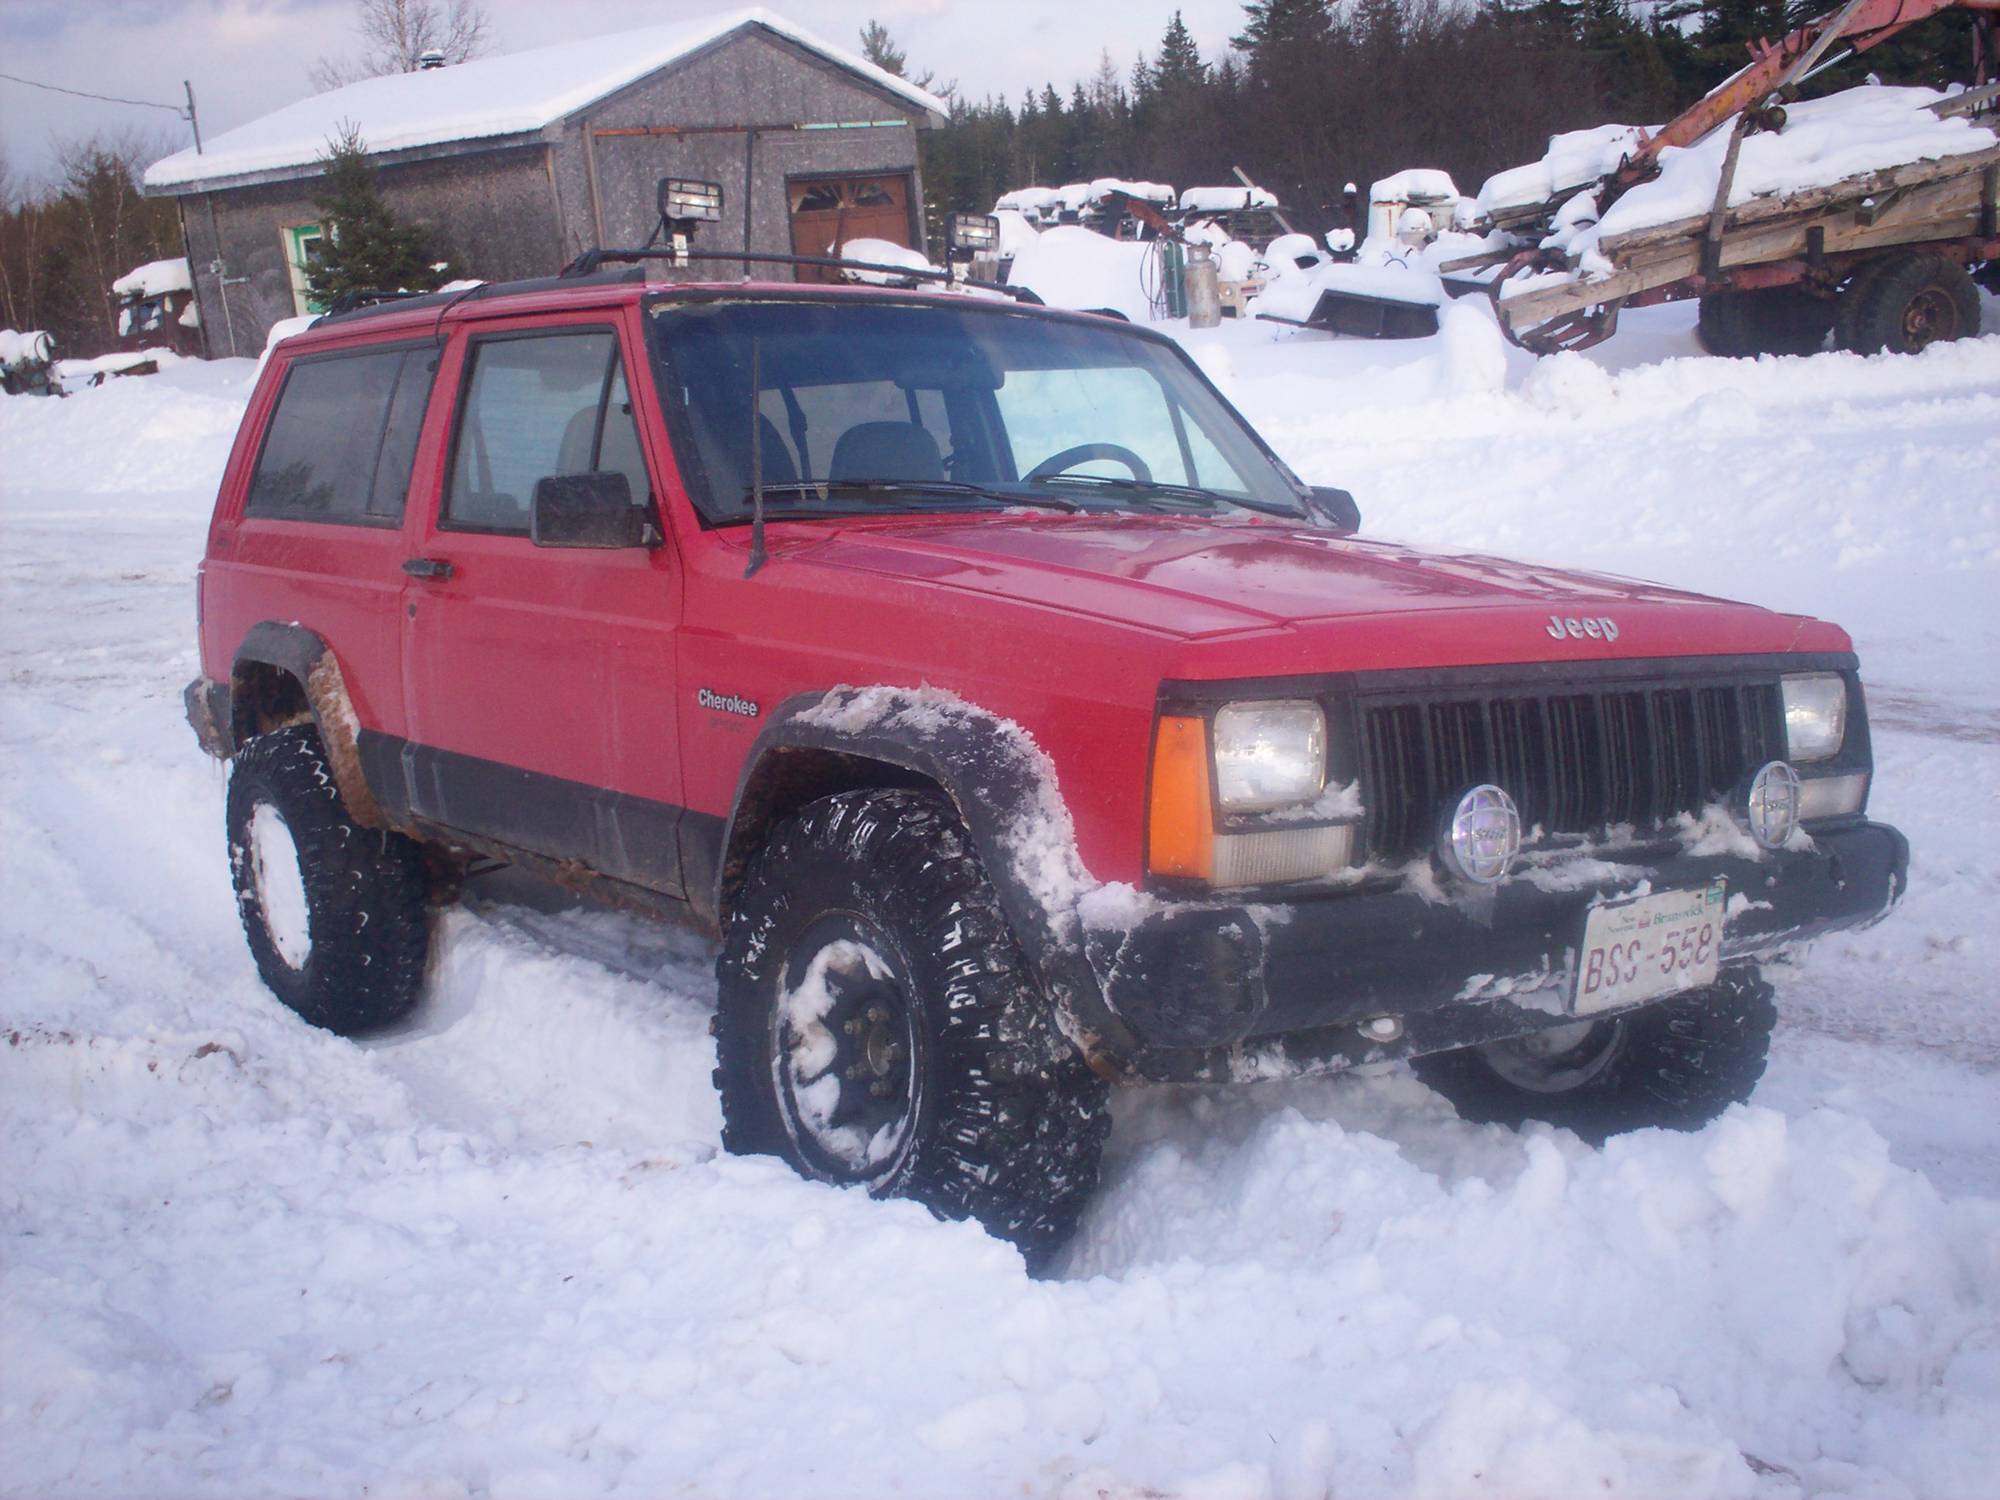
(791, 513, 1824, 663)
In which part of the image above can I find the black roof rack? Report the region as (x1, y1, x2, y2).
(311, 266, 647, 327)
(560, 246, 1033, 301)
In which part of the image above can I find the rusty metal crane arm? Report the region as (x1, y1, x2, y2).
(1627, 0, 2000, 180)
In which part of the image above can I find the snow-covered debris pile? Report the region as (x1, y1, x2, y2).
(111, 258, 193, 299)
(994, 186, 1060, 220)
(1596, 83, 1997, 240)
(1004, 225, 1159, 321)
(1181, 184, 1278, 213)
(834, 237, 939, 284)
(1478, 123, 1648, 221)
(1482, 83, 1998, 286)
(58, 349, 182, 384)
(1088, 178, 1174, 206)
(1, 328, 55, 370)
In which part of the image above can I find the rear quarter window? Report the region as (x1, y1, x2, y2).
(246, 344, 437, 524)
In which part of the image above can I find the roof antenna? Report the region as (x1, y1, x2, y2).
(745, 334, 767, 578)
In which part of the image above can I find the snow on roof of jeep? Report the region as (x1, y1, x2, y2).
(144, 8, 949, 192)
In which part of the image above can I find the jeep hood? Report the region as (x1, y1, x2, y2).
(798, 514, 1842, 668)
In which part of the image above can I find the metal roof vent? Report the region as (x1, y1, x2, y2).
(418, 49, 447, 70)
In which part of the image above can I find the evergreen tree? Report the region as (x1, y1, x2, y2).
(1155, 12, 1205, 89)
(305, 127, 460, 307)
(1233, 0, 1336, 57)
(859, 19, 908, 75)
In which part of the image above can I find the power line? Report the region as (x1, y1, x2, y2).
(0, 70, 188, 116)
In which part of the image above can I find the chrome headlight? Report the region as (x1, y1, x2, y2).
(1781, 673, 1847, 762)
(1212, 700, 1325, 812)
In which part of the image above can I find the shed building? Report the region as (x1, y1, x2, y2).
(143, 8, 947, 356)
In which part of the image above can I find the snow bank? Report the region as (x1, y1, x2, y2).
(4, 301, 1999, 1500)
(1005, 226, 1158, 321)
(992, 208, 1041, 258)
(145, 8, 948, 189)
(111, 257, 193, 298)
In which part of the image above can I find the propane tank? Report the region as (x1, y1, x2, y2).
(1184, 241, 1221, 328)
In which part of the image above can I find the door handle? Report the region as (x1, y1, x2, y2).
(403, 557, 454, 580)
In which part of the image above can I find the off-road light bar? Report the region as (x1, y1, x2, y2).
(946, 212, 1000, 261)
(658, 177, 724, 224)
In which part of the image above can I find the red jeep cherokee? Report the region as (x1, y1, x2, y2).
(187, 270, 1905, 1262)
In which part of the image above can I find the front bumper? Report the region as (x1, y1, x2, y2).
(1083, 820, 1907, 1080)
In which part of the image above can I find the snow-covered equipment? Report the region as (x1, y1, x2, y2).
(0, 328, 60, 396)
(1449, 0, 2000, 355)
(111, 258, 201, 357)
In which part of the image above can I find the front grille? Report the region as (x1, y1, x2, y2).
(1358, 680, 1784, 858)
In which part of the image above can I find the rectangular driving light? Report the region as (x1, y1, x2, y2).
(946, 212, 1000, 262)
(658, 177, 724, 223)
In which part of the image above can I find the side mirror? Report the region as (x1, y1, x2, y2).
(531, 472, 647, 548)
(1304, 486, 1361, 533)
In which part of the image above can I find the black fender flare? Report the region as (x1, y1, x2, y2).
(716, 687, 1138, 1069)
(226, 622, 386, 829)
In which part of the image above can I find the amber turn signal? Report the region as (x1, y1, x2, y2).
(1147, 714, 1214, 880)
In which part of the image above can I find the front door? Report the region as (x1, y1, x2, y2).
(788, 174, 914, 284)
(398, 311, 686, 895)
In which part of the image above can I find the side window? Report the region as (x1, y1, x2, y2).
(445, 330, 648, 533)
(246, 345, 437, 524)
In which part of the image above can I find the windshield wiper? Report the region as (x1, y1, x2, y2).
(1031, 473, 1303, 520)
(746, 479, 1078, 513)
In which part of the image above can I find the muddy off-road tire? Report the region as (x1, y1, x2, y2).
(714, 789, 1109, 1269)
(226, 724, 430, 1034)
(1696, 287, 1830, 357)
(1411, 967, 1777, 1143)
(1839, 252, 1981, 355)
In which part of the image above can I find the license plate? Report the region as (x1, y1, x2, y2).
(1572, 880, 1727, 1016)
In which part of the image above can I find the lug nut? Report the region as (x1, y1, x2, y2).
(1359, 1015, 1403, 1044)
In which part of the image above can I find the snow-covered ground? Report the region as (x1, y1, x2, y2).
(4, 303, 1997, 1497)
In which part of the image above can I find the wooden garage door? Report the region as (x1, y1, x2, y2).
(788, 174, 913, 283)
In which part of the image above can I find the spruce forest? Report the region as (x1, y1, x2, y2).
(905, 0, 1976, 236)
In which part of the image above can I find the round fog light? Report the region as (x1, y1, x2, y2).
(1439, 784, 1521, 885)
(1746, 761, 1802, 849)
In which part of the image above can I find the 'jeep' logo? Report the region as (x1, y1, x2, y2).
(1546, 615, 1620, 643)
(697, 687, 760, 718)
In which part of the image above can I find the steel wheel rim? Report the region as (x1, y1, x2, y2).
(247, 802, 311, 970)
(770, 912, 924, 1187)
(1479, 1017, 1625, 1094)
(1902, 286, 1957, 351)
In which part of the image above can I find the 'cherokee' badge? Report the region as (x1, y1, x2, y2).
(1545, 614, 1620, 643)
(697, 687, 760, 718)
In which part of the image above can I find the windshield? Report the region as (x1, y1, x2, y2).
(645, 295, 1307, 523)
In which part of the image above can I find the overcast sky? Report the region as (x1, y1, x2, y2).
(2, 0, 1253, 186)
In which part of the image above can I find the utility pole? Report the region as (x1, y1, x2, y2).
(185, 81, 203, 152)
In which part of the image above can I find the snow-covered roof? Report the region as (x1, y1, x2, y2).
(112, 258, 192, 298)
(145, 8, 948, 193)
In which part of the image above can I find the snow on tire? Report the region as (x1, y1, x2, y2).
(713, 788, 1110, 1269)
(1411, 967, 1777, 1143)
(226, 723, 430, 1034)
